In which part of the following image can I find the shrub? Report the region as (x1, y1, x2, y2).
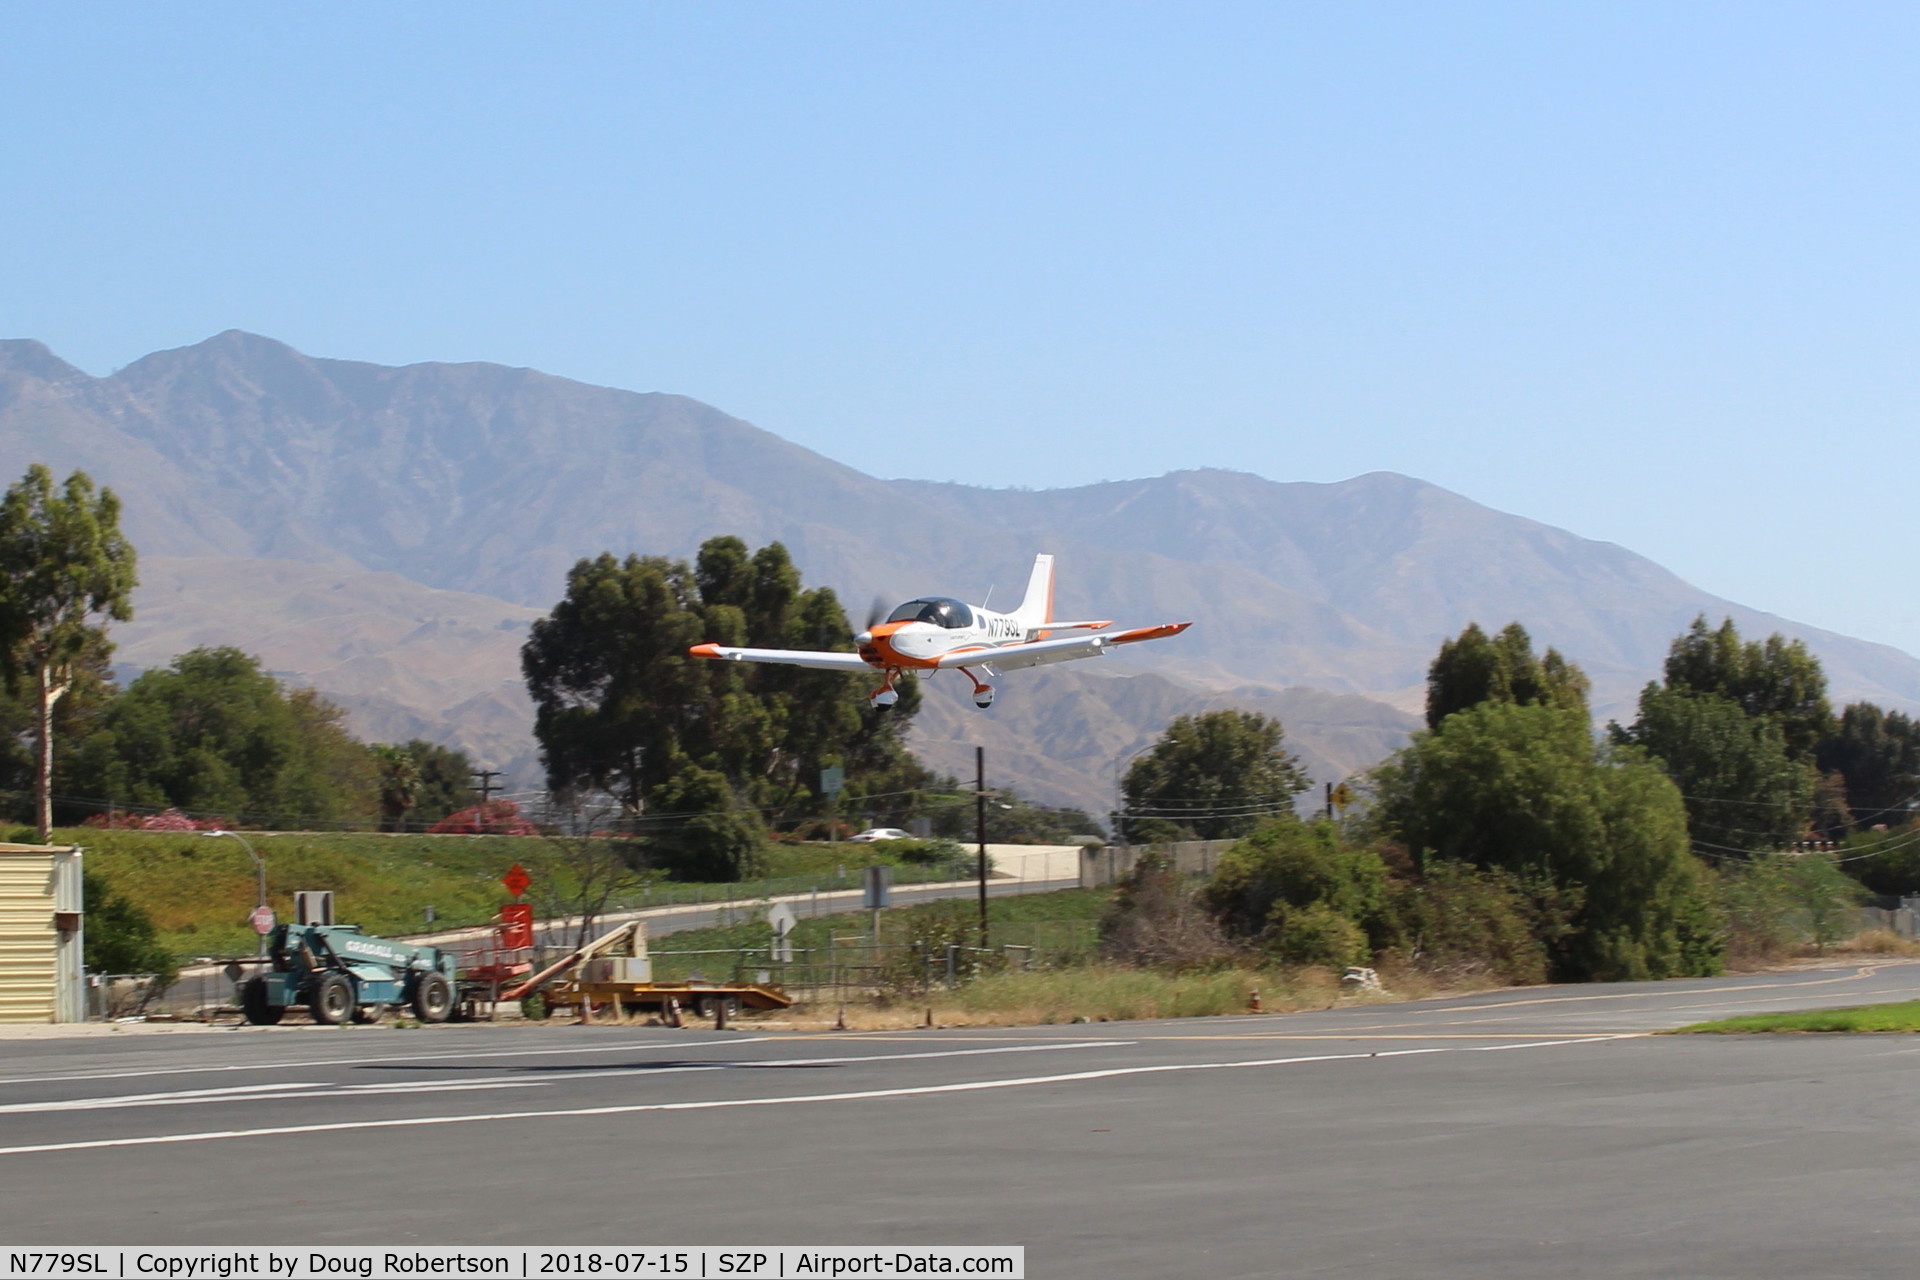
(1267, 901, 1369, 968)
(82, 808, 225, 832)
(1383, 860, 1556, 985)
(428, 800, 538, 835)
(1203, 818, 1390, 947)
(81, 870, 178, 989)
(1718, 852, 1868, 961)
(1099, 852, 1238, 970)
(892, 838, 964, 867)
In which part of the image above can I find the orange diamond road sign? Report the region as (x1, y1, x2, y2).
(501, 863, 530, 897)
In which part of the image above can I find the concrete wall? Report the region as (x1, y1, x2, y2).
(1079, 840, 1238, 888)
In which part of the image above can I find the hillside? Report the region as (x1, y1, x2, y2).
(5, 330, 1919, 813)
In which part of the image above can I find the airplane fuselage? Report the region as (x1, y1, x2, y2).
(855, 596, 1042, 670)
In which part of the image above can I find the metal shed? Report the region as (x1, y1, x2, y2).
(0, 843, 84, 1023)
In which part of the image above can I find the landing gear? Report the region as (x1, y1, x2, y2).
(962, 669, 996, 710)
(869, 671, 901, 708)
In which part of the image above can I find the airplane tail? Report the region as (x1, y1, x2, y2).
(1012, 554, 1054, 631)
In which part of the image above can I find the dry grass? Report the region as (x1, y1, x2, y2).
(744, 963, 1460, 1030)
(1826, 928, 1920, 957)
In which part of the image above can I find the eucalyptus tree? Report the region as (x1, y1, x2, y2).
(0, 466, 137, 840)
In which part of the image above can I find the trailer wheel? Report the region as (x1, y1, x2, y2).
(351, 1003, 389, 1024)
(311, 973, 356, 1025)
(697, 995, 740, 1020)
(412, 971, 454, 1023)
(241, 977, 283, 1025)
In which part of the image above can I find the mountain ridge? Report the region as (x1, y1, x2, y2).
(7, 330, 1917, 814)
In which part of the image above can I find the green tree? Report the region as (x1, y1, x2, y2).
(1425, 621, 1589, 729)
(66, 647, 376, 828)
(522, 538, 927, 828)
(1121, 710, 1312, 841)
(0, 466, 138, 840)
(1662, 616, 1832, 761)
(1372, 701, 1721, 981)
(0, 646, 114, 818)
(1617, 688, 1813, 857)
(522, 552, 704, 813)
(1816, 703, 1920, 830)
(1835, 820, 1920, 897)
(369, 744, 422, 833)
(642, 764, 768, 881)
(399, 738, 480, 827)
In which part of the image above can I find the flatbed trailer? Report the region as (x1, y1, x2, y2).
(501, 919, 790, 1019)
(538, 979, 791, 1018)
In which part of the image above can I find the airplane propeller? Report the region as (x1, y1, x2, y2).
(855, 594, 890, 647)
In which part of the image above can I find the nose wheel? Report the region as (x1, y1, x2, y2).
(869, 673, 901, 708)
(962, 669, 996, 710)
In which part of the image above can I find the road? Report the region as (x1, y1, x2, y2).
(6, 961, 1920, 1278)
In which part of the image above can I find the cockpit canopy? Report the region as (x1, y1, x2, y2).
(885, 597, 975, 629)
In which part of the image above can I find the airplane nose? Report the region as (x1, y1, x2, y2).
(855, 630, 873, 646)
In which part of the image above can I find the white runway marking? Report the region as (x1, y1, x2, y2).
(0, 1036, 770, 1088)
(0, 1036, 1631, 1156)
(0, 1040, 1133, 1116)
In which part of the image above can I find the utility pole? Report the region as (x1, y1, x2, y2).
(976, 746, 989, 948)
(472, 769, 503, 806)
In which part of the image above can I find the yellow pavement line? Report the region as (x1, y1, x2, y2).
(1121, 1032, 1644, 1041)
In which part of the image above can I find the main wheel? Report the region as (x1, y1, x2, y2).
(411, 971, 454, 1023)
(310, 973, 356, 1025)
(351, 1002, 389, 1024)
(240, 976, 283, 1025)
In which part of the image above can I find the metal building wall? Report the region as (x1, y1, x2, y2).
(0, 843, 84, 1023)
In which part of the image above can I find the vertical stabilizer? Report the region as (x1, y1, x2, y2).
(1012, 554, 1055, 631)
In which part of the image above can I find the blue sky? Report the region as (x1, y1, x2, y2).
(6, 5, 1919, 653)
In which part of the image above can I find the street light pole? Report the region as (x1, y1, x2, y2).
(207, 829, 267, 957)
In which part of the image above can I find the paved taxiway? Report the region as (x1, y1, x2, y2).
(5, 962, 1920, 1278)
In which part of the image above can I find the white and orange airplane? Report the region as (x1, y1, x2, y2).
(689, 554, 1190, 709)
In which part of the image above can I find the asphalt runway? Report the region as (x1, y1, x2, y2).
(5, 961, 1920, 1278)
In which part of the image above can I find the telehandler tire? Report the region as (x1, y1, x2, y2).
(241, 977, 283, 1025)
(311, 973, 356, 1025)
(412, 971, 454, 1023)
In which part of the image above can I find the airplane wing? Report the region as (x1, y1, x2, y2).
(934, 623, 1191, 672)
(689, 643, 870, 672)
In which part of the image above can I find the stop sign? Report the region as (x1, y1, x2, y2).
(249, 905, 276, 935)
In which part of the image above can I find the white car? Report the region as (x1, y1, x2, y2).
(849, 827, 912, 843)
